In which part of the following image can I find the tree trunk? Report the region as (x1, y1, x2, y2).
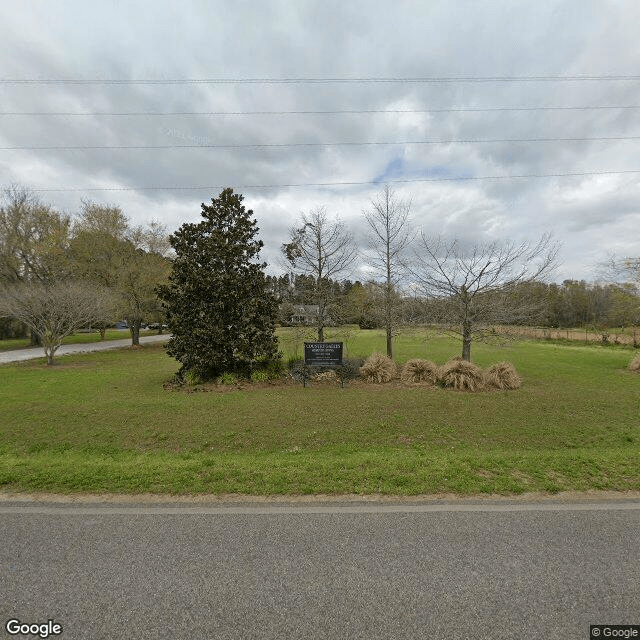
(100, 327, 106, 340)
(318, 324, 324, 342)
(462, 321, 472, 361)
(43, 343, 56, 365)
(386, 327, 393, 360)
(130, 323, 140, 346)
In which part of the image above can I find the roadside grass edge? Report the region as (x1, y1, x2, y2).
(1, 447, 638, 496)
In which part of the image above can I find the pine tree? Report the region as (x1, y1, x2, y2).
(158, 188, 280, 380)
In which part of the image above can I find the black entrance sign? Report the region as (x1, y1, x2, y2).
(304, 342, 343, 366)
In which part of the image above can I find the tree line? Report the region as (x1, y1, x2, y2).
(0, 186, 171, 363)
(1, 184, 638, 369)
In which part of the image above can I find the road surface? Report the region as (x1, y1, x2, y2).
(1, 496, 638, 639)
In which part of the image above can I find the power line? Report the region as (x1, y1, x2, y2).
(22, 170, 640, 192)
(2, 75, 640, 85)
(2, 105, 640, 116)
(3, 135, 640, 151)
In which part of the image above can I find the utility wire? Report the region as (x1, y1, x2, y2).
(2, 105, 640, 116)
(3, 136, 640, 151)
(22, 170, 640, 192)
(2, 75, 640, 84)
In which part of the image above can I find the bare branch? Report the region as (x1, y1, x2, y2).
(408, 233, 561, 360)
(282, 207, 357, 341)
(0, 280, 115, 364)
(362, 184, 413, 358)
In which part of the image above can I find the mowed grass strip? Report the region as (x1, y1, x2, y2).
(0, 331, 638, 495)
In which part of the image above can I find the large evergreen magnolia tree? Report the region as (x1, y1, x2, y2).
(158, 188, 280, 380)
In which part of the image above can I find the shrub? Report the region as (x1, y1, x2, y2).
(251, 370, 270, 383)
(484, 361, 522, 390)
(439, 359, 484, 392)
(629, 355, 640, 373)
(219, 372, 238, 385)
(360, 353, 398, 383)
(184, 369, 203, 386)
(265, 359, 285, 378)
(400, 359, 439, 385)
(335, 358, 364, 385)
(289, 361, 313, 385)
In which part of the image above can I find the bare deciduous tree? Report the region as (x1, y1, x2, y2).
(409, 233, 560, 361)
(282, 207, 357, 341)
(363, 184, 413, 359)
(600, 255, 640, 291)
(0, 281, 115, 364)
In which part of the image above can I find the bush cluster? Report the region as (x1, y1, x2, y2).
(359, 354, 522, 392)
(359, 353, 398, 383)
(629, 355, 640, 373)
(400, 358, 439, 385)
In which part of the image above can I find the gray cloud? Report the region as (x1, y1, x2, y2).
(1, 0, 639, 282)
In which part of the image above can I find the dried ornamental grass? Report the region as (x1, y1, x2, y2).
(439, 359, 485, 392)
(400, 359, 440, 385)
(629, 355, 640, 373)
(359, 353, 398, 383)
(484, 361, 522, 390)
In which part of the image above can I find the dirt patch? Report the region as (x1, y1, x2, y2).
(2, 489, 639, 505)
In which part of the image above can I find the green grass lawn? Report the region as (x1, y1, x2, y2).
(0, 328, 638, 496)
(0, 329, 161, 352)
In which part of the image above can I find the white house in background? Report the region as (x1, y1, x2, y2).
(289, 304, 320, 325)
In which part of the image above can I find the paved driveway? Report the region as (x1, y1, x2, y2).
(0, 334, 170, 364)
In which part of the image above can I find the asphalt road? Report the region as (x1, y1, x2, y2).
(1, 498, 639, 640)
(0, 334, 170, 364)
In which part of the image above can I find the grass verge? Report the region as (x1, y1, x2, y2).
(0, 331, 638, 496)
(0, 447, 637, 495)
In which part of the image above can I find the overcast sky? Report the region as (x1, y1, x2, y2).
(1, 0, 639, 282)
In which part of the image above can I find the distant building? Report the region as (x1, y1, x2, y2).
(289, 304, 320, 325)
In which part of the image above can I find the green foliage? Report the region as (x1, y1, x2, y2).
(158, 188, 281, 380)
(184, 369, 203, 386)
(251, 370, 270, 383)
(0, 334, 639, 494)
(220, 372, 238, 385)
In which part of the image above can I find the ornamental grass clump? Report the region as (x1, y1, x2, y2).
(484, 361, 522, 390)
(400, 359, 440, 385)
(359, 353, 398, 383)
(439, 359, 485, 392)
(629, 355, 640, 373)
